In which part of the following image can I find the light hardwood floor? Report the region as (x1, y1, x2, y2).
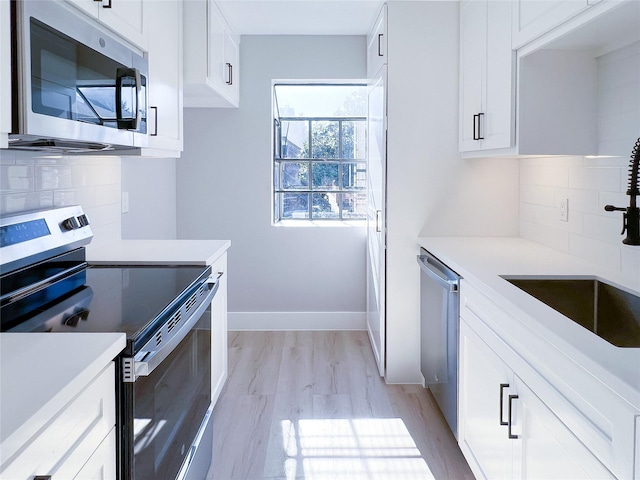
(206, 331, 474, 480)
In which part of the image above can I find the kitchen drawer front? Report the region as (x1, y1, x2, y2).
(73, 427, 116, 480)
(461, 280, 637, 478)
(1, 363, 116, 480)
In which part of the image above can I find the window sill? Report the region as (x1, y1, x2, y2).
(273, 219, 366, 228)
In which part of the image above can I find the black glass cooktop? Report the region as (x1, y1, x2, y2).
(1, 263, 210, 342)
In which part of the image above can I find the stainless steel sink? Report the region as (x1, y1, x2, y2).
(501, 276, 640, 348)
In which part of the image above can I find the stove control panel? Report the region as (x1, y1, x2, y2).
(0, 205, 93, 275)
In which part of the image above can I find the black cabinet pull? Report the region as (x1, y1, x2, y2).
(102, 0, 112, 8)
(150, 106, 158, 137)
(378, 34, 384, 57)
(226, 63, 233, 85)
(473, 113, 485, 141)
(499, 383, 509, 426)
(34, 476, 52, 480)
(508, 394, 519, 439)
(473, 114, 479, 140)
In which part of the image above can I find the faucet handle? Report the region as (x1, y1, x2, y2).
(604, 205, 629, 235)
(604, 205, 626, 212)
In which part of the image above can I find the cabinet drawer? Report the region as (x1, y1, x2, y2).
(1, 363, 116, 480)
(74, 427, 116, 480)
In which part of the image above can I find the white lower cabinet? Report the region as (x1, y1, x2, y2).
(2, 363, 116, 480)
(457, 277, 640, 479)
(460, 318, 614, 479)
(210, 253, 228, 406)
(0, 0, 10, 148)
(74, 428, 117, 480)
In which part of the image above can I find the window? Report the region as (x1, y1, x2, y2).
(273, 84, 367, 223)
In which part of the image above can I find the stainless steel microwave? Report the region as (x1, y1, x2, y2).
(9, 0, 148, 153)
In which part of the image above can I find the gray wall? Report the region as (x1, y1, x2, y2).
(177, 36, 368, 329)
(121, 157, 177, 239)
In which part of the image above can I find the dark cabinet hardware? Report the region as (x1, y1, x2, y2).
(508, 394, 519, 439)
(473, 112, 485, 141)
(150, 106, 158, 136)
(499, 383, 509, 426)
(378, 34, 384, 57)
(102, 0, 112, 8)
(34, 477, 52, 480)
(226, 63, 233, 85)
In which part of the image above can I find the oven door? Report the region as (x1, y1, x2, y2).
(120, 280, 218, 480)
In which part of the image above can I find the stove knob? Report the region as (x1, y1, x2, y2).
(77, 214, 90, 227)
(61, 216, 80, 231)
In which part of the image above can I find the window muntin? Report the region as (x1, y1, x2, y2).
(273, 84, 367, 223)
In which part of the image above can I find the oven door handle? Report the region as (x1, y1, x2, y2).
(132, 276, 220, 379)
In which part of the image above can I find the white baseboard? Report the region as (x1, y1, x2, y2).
(228, 311, 367, 331)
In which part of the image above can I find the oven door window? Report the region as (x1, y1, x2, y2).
(133, 311, 211, 479)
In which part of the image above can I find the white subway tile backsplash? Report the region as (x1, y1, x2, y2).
(520, 184, 556, 207)
(0, 156, 122, 243)
(520, 220, 570, 252)
(568, 166, 622, 192)
(519, 41, 640, 273)
(582, 213, 626, 244)
(520, 163, 570, 187)
(0, 165, 35, 192)
(1, 191, 54, 214)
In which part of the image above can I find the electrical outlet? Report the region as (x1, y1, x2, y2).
(559, 197, 568, 222)
(121, 192, 129, 214)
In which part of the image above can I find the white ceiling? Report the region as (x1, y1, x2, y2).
(216, 1, 385, 35)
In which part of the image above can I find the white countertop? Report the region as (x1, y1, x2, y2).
(417, 236, 640, 411)
(0, 333, 126, 461)
(86, 239, 231, 265)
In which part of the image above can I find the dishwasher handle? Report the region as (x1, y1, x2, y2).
(417, 255, 459, 292)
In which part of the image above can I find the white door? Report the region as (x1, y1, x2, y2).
(366, 66, 387, 376)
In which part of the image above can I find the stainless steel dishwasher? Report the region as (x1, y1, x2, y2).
(417, 248, 461, 438)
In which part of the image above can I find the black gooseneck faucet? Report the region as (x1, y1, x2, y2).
(604, 137, 640, 245)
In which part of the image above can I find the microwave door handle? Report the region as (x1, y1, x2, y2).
(132, 279, 219, 379)
(116, 67, 140, 130)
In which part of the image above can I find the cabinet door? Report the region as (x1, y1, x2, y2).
(512, 378, 615, 480)
(223, 32, 240, 105)
(0, 0, 10, 148)
(210, 254, 228, 406)
(208, 4, 226, 90)
(146, 0, 183, 154)
(459, 318, 514, 479)
(65, 0, 147, 49)
(482, 0, 513, 150)
(367, 5, 387, 78)
(459, 0, 486, 152)
(366, 67, 387, 377)
(512, 0, 589, 48)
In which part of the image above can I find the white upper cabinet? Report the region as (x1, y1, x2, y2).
(64, 0, 148, 50)
(462, 0, 639, 158)
(367, 5, 387, 78)
(143, 0, 183, 156)
(459, 0, 514, 153)
(184, 0, 240, 108)
(512, 0, 589, 49)
(0, 0, 10, 148)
